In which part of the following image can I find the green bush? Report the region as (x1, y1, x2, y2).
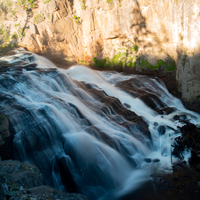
(11, 33, 18, 39)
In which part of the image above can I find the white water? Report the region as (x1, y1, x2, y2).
(0, 49, 200, 200)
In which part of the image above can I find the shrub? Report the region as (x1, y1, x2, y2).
(11, 33, 18, 39)
(34, 14, 44, 24)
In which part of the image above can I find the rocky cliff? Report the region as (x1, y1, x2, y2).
(0, 0, 200, 101)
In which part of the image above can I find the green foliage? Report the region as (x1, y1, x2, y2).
(131, 44, 138, 53)
(73, 15, 80, 24)
(43, 0, 51, 4)
(11, 33, 18, 39)
(34, 14, 44, 24)
(18, 27, 25, 37)
(0, 42, 18, 55)
(196, 96, 200, 101)
(165, 56, 176, 72)
(0, 26, 10, 43)
(182, 54, 187, 67)
(92, 57, 106, 68)
(46, 13, 50, 19)
(137, 56, 176, 72)
(138, 57, 160, 70)
(81, 0, 86, 9)
(14, 22, 20, 26)
(17, 0, 36, 10)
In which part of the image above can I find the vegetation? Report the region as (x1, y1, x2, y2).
(34, 14, 44, 24)
(92, 43, 176, 72)
(17, 0, 36, 10)
(73, 15, 80, 24)
(182, 54, 187, 67)
(106, 0, 112, 3)
(81, 0, 86, 9)
(43, 0, 51, 4)
(11, 33, 18, 39)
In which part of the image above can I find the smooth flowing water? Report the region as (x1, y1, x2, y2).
(0, 49, 199, 200)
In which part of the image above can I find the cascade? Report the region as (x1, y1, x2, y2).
(0, 49, 199, 200)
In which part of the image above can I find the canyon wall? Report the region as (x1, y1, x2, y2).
(0, 0, 200, 101)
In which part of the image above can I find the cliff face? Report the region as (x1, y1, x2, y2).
(1, 0, 200, 101)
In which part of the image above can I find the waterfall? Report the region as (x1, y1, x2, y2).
(0, 49, 199, 200)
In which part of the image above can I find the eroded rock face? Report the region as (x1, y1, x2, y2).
(1, 0, 200, 101)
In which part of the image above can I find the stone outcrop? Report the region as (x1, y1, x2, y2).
(0, 0, 200, 101)
(0, 114, 14, 160)
(0, 160, 89, 200)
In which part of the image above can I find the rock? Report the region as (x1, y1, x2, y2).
(12, 185, 89, 200)
(30, 24, 39, 35)
(46, 0, 58, 13)
(0, 160, 44, 194)
(124, 103, 131, 108)
(157, 125, 166, 135)
(196, 163, 200, 172)
(153, 159, 160, 163)
(144, 158, 151, 163)
(0, 160, 89, 200)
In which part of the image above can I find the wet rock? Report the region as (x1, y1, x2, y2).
(124, 103, 131, 108)
(0, 160, 89, 200)
(0, 114, 14, 160)
(144, 158, 151, 163)
(196, 164, 200, 172)
(157, 125, 166, 135)
(0, 160, 43, 193)
(153, 159, 160, 163)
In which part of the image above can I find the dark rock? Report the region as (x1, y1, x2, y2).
(153, 159, 160, 163)
(124, 103, 131, 108)
(154, 122, 158, 126)
(12, 185, 89, 200)
(144, 158, 151, 163)
(196, 164, 200, 172)
(0, 160, 89, 200)
(157, 125, 166, 135)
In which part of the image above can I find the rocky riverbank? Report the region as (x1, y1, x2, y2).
(0, 115, 89, 200)
(0, 160, 89, 200)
